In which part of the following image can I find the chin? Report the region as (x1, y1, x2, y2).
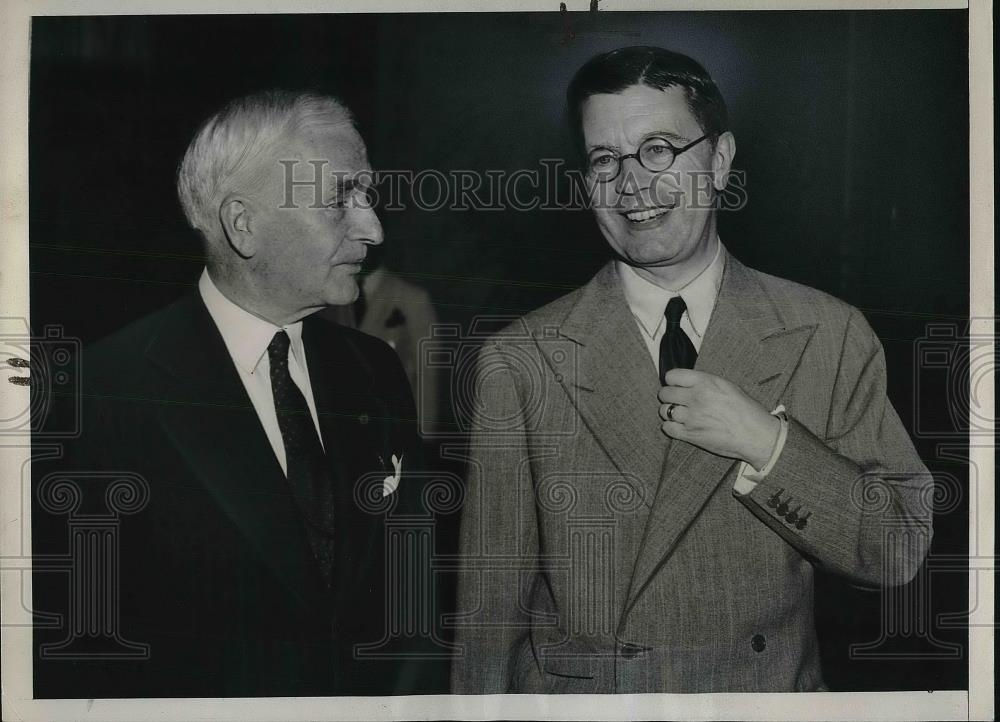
(617, 240, 681, 265)
(323, 281, 358, 307)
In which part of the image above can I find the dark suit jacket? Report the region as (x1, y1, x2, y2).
(33, 290, 448, 697)
(451, 254, 933, 693)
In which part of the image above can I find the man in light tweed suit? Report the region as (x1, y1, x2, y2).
(451, 46, 933, 693)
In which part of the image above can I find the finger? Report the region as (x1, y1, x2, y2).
(660, 420, 688, 439)
(657, 385, 693, 404)
(658, 403, 689, 423)
(663, 368, 704, 387)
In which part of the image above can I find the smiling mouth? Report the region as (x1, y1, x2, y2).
(621, 206, 674, 224)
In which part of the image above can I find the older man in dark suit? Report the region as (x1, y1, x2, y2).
(451, 47, 934, 693)
(33, 91, 446, 697)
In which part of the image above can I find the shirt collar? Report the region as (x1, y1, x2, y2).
(616, 236, 726, 340)
(198, 268, 306, 375)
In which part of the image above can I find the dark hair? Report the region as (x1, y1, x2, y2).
(566, 46, 729, 158)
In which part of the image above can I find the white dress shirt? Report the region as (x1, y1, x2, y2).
(616, 237, 786, 492)
(198, 269, 324, 476)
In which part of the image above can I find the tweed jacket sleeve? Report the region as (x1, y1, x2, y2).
(736, 305, 934, 587)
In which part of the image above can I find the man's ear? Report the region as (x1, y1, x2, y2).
(711, 131, 736, 191)
(219, 196, 257, 259)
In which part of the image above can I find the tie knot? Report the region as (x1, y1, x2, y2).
(664, 295, 687, 327)
(268, 330, 291, 363)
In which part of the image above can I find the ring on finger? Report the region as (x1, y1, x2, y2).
(666, 403, 677, 422)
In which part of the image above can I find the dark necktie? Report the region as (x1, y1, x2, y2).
(268, 330, 335, 586)
(658, 296, 698, 383)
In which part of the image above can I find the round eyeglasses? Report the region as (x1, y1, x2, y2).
(586, 133, 714, 182)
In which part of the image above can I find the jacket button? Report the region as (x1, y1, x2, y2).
(767, 488, 784, 508)
(620, 643, 642, 659)
(751, 634, 766, 653)
(776, 499, 791, 515)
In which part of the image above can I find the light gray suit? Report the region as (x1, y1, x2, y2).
(451, 252, 933, 693)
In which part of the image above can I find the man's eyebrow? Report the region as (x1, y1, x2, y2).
(650, 130, 689, 143)
(587, 142, 621, 154)
(586, 130, 691, 154)
(327, 176, 360, 196)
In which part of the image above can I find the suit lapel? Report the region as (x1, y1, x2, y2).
(623, 255, 817, 613)
(146, 292, 330, 611)
(302, 318, 394, 494)
(303, 318, 365, 492)
(541, 262, 667, 507)
(301, 318, 392, 592)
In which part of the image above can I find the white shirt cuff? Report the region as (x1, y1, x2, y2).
(733, 405, 788, 496)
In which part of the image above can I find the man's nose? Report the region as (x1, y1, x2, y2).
(614, 156, 648, 196)
(353, 206, 384, 246)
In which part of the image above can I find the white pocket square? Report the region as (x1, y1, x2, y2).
(382, 453, 403, 497)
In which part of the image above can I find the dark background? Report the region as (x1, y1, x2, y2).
(29, 11, 970, 692)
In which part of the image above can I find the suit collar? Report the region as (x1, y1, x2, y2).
(143, 290, 235, 384)
(143, 289, 362, 403)
(198, 268, 307, 376)
(143, 290, 383, 460)
(556, 261, 623, 349)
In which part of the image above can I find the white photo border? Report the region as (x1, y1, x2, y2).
(0, 1, 991, 720)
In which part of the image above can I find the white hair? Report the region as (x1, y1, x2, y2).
(176, 90, 354, 239)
